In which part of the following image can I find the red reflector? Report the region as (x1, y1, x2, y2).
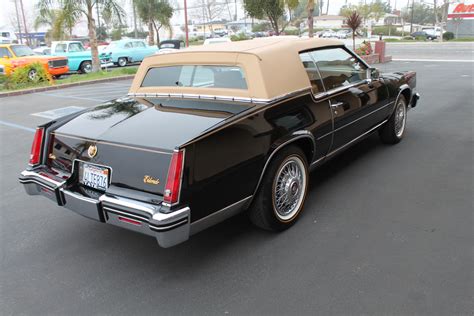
(164, 150, 184, 205)
(118, 216, 142, 226)
(29, 128, 44, 166)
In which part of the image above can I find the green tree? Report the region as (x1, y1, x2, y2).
(35, 4, 80, 40)
(244, 0, 292, 35)
(401, 3, 435, 25)
(37, 0, 125, 72)
(135, 0, 173, 46)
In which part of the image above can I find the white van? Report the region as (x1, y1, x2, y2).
(0, 29, 18, 44)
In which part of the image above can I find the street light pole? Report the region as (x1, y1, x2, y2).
(184, 0, 189, 47)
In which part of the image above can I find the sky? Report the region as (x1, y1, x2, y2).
(1, 0, 407, 36)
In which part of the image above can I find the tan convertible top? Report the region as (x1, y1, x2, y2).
(129, 37, 343, 102)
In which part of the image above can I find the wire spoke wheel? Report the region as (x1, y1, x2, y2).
(272, 156, 307, 221)
(394, 100, 407, 137)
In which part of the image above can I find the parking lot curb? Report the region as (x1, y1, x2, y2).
(0, 75, 135, 98)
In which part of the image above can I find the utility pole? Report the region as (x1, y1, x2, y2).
(409, 0, 414, 33)
(235, 0, 238, 21)
(184, 0, 189, 47)
(133, 0, 138, 38)
(19, 0, 29, 46)
(13, 0, 23, 44)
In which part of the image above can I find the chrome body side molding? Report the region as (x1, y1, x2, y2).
(190, 196, 253, 235)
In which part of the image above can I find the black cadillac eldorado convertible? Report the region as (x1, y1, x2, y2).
(20, 38, 419, 248)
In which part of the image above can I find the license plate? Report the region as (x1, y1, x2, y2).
(80, 163, 109, 191)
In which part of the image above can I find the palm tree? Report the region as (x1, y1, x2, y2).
(135, 0, 173, 46)
(37, 0, 125, 72)
(346, 11, 362, 50)
(307, 0, 315, 37)
(35, 6, 80, 40)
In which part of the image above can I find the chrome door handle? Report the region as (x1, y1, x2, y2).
(330, 102, 344, 108)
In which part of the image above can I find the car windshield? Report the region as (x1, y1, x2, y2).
(11, 45, 35, 57)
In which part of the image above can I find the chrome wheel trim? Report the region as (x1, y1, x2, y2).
(394, 100, 406, 138)
(272, 156, 307, 221)
(83, 62, 92, 73)
(118, 58, 127, 67)
(28, 69, 37, 81)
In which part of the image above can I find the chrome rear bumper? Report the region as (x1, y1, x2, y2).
(19, 169, 190, 248)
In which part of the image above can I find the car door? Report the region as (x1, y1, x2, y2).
(132, 41, 147, 61)
(306, 47, 389, 151)
(297, 52, 333, 163)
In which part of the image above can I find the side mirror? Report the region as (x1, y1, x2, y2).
(366, 67, 379, 82)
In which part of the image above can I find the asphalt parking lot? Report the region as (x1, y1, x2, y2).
(1, 43, 473, 315)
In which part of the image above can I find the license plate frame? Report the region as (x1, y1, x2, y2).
(79, 162, 111, 191)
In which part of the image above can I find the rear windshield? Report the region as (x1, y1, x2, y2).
(141, 65, 247, 90)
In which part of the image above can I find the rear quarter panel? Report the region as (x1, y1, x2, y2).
(180, 94, 321, 222)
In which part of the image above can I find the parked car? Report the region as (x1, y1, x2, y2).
(50, 41, 113, 73)
(336, 29, 352, 39)
(321, 29, 337, 38)
(0, 44, 68, 79)
(99, 39, 158, 67)
(422, 28, 441, 40)
(19, 37, 419, 248)
(203, 37, 232, 45)
(410, 31, 428, 39)
(157, 40, 186, 54)
(33, 46, 51, 55)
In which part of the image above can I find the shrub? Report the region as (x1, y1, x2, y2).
(4, 62, 54, 90)
(402, 36, 414, 40)
(252, 23, 271, 32)
(355, 41, 373, 56)
(373, 26, 402, 37)
(284, 29, 300, 36)
(443, 32, 455, 41)
(231, 33, 250, 41)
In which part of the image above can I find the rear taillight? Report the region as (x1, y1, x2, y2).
(164, 150, 184, 205)
(29, 127, 44, 166)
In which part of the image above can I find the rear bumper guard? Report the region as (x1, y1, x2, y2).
(19, 169, 190, 248)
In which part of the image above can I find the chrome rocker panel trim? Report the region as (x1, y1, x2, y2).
(19, 169, 190, 248)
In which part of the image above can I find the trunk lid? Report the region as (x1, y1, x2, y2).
(48, 97, 251, 195)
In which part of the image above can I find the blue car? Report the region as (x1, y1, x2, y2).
(99, 39, 159, 67)
(51, 41, 114, 73)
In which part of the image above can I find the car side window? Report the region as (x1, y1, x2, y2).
(0, 47, 12, 58)
(55, 44, 67, 53)
(69, 43, 84, 52)
(133, 41, 146, 48)
(308, 48, 367, 91)
(124, 42, 132, 49)
(299, 52, 325, 94)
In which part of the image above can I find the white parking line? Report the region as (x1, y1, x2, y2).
(36, 92, 106, 102)
(393, 58, 474, 62)
(0, 120, 35, 133)
(52, 86, 125, 94)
